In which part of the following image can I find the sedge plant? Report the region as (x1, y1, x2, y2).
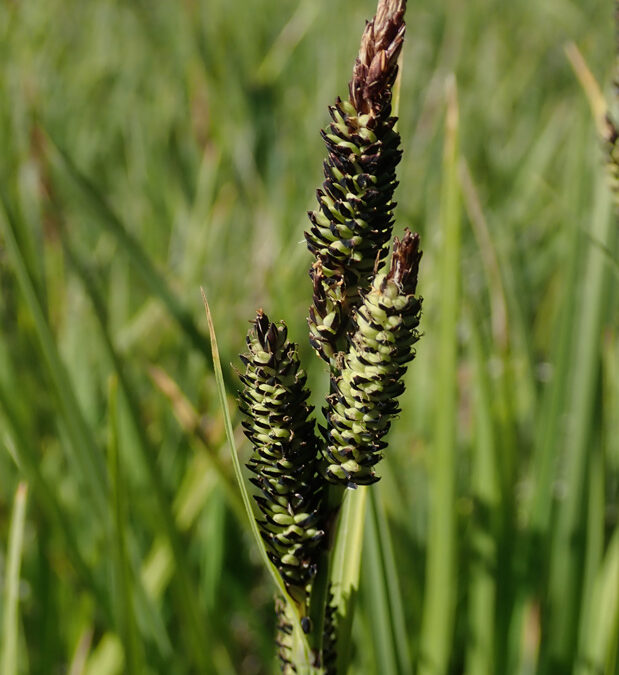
(236, 0, 422, 671)
(0, 0, 616, 673)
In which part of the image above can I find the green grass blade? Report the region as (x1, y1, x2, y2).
(0, 194, 108, 520)
(1, 482, 28, 675)
(363, 487, 412, 675)
(43, 132, 224, 378)
(464, 308, 500, 675)
(107, 377, 144, 675)
(364, 507, 397, 675)
(0, 380, 113, 623)
(201, 290, 312, 664)
(147, 364, 244, 521)
(574, 437, 606, 675)
(419, 75, 461, 675)
(329, 486, 368, 674)
(61, 241, 211, 669)
(255, 0, 320, 85)
(62, 243, 174, 658)
(574, 527, 619, 675)
(508, 107, 594, 675)
(546, 173, 614, 669)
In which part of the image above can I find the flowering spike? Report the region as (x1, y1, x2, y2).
(239, 312, 324, 593)
(306, 0, 408, 360)
(351, 0, 407, 116)
(323, 230, 422, 486)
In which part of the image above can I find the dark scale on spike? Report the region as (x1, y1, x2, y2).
(239, 312, 324, 593)
(306, 0, 408, 362)
(323, 230, 423, 486)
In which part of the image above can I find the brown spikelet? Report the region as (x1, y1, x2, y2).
(351, 0, 407, 116)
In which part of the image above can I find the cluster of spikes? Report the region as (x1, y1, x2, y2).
(237, 1, 421, 670)
(306, 0, 408, 361)
(322, 231, 422, 486)
(238, 312, 324, 598)
(303, 0, 423, 487)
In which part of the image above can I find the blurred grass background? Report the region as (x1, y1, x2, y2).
(0, 0, 617, 673)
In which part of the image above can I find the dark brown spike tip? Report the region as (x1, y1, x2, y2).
(387, 228, 422, 292)
(252, 310, 287, 352)
(253, 310, 270, 347)
(350, 0, 407, 115)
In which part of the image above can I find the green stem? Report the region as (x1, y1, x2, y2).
(308, 484, 345, 661)
(1, 483, 28, 675)
(419, 76, 461, 675)
(330, 486, 369, 673)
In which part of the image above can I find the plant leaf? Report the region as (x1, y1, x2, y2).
(1, 482, 28, 675)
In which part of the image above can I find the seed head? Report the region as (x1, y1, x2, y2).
(322, 231, 422, 486)
(351, 0, 407, 117)
(239, 312, 324, 592)
(306, 0, 408, 361)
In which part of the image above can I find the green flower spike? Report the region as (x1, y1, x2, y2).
(323, 229, 422, 487)
(306, 0, 408, 361)
(239, 311, 324, 596)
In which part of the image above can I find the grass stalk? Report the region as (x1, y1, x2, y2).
(546, 165, 614, 671)
(418, 75, 461, 675)
(464, 309, 500, 675)
(44, 133, 230, 383)
(575, 528, 619, 675)
(0, 193, 108, 521)
(1, 483, 28, 675)
(364, 487, 412, 675)
(107, 378, 144, 674)
(0, 380, 113, 624)
(330, 486, 368, 674)
(62, 237, 209, 667)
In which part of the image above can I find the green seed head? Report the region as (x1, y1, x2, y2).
(306, 0, 408, 361)
(323, 230, 422, 486)
(239, 312, 324, 592)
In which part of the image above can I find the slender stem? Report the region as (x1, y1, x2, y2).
(1, 483, 28, 675)
(330, 487, 369, 673)
(419, 76, 461, 675)
(308, 484, 345, 659)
